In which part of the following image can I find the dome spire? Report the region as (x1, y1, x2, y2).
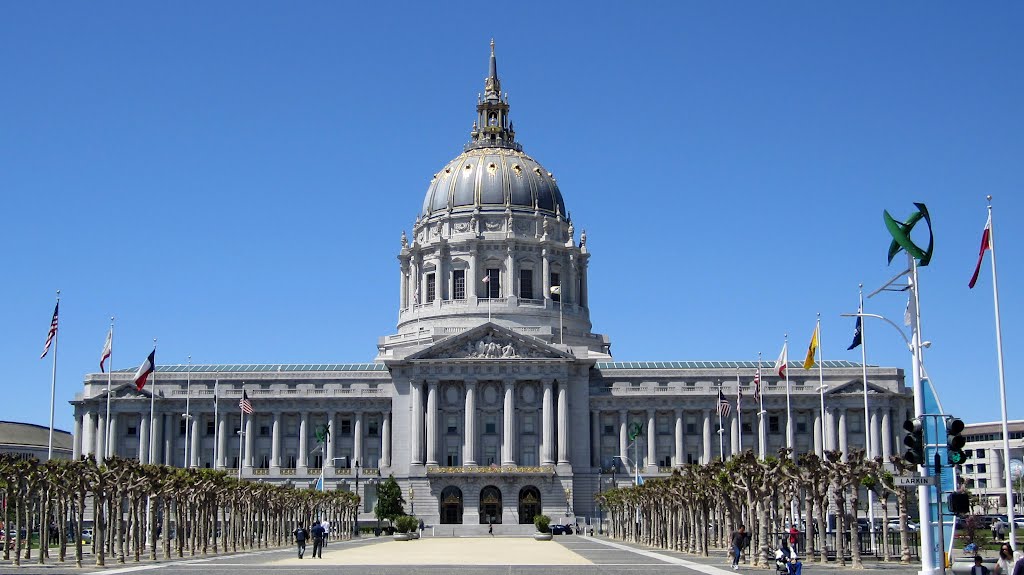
(468, 40, 519, 151)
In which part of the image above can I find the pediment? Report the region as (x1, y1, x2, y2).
(828, 379, 888, 395)
(407, 323, 572, 361)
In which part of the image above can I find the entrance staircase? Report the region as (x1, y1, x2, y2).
(425, 523, 538, 537)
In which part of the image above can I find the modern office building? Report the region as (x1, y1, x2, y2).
(71, 44, 912, 528)
(958, 420, 1024, 515)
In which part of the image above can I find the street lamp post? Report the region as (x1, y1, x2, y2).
(597, 469, 604, 535)
(408, 485, 414, 517)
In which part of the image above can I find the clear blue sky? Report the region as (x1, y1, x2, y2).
(2, 2, 1021, 433)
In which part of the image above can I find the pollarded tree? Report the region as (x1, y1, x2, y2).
(374, 474, 406, 529)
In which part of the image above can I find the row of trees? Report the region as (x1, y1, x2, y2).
(0, 454, 360, 567)
(596, 449, 920, 567)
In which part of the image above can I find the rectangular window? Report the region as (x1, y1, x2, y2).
(522, 414, 535, 434)
(741, 422, 752, 434)
(485, 416, 497, 434)
(769, 416, 780, 434)
(232, 456, 240, 469)
(796, 420, 808, 434)
(446, 448, 460, 467)
(180, 420, 187, 436)
(311, 454, 323, 468)
(259, 454, 270, 469)
(453, 270, 466, 300)
(657, 416, 670, 435)
(341, 419, 352, 435)
(207, 421, 216, 436)
(519, 269, 533, 300)
(686, 421, 697, 434)
(979, 479, 988, 488)
(521, 448, 537, 467)
(368, 418, 379, 436)
(549, 272, 561, 301)
(660, 455, 672, 467)
(367, 448, 380, 468)
(603, 424, 615, 435)
(260, 425, 270, 437)
(977, 449, 987, 458)
(426, 273, 436, 302)
(978, 463, 988, 473)
(447, 416, 459, 435)
(484, 446, 497, 466)
(966, 464, 975, 473)
(486, 268, 500, 298)
(285, 454, 297, 468)
(126, 426, 137, 437)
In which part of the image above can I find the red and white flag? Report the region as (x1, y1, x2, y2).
(133, 350, 155, 391)
(239, 390, 254, 414)
(40, 303, 59, 359)
(753, 367, 762, 403)
(99, 328, 112, 372)
(774, 342, 788, 379)
(968, 214, 993, 289)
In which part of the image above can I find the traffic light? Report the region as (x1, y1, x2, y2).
(947, 418, 968, 465)
(947, 492, 970, 514)
(903, 418, 925, 465)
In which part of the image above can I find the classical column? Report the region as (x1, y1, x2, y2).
(410, 381, 424, 465)
(838, 408, 849, 461)
(190, 416, 200, 467)
(580, 258, 589, 308)
(354, 411, 364, 467)
(541, 379, 554, 465)
(701, 409, 712, 464)
(216, 411, 227, 468)
(869, 409, 882, 460)
(730, 413, 739, 455)
(245, 416, 255, 468)
(556, 380, 569, 465)
(326, 411, 336, 467)
(824, 407, 835, 452)
(298, 412, 309, 469)
(411, 257, 420, 305)
(426, 382, 438, 466)
(567, 253, 577, 306)
(82, 411, 95, 457)
(152, 413, 164, 465)
(464, 381, 477, 466)
(618, 410, 628, 469)
(139, 414, 149, 464)
(542, 249, 551, 301)
(813, 410, 823, 456)
(271, 411, 282, 468)
(591, 409, 601, 468)
(72, 415, 83, 460)
(95, 412, 106, 462)
(881, 409, 893, 460)
(502, 379, 516, 466)
(400, 261, 409, 310)
(162, 414, 173, 466)
(107, 415, 118, 458)
(382, 410, 392, 468)
(646, 409, 656, 468)
(505, 245, 515, 298)
(468, 247, 478, 299)
(674, 409, 684, 467)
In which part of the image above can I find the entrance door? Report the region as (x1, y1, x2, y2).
(440, 486, 463, 524)
(518, 486, 541, 524)
(479, 485, 502, 524)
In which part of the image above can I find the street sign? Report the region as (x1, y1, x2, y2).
(894, 474, 938, 487)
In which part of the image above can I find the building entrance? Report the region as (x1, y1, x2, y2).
(479, 485, 502, 524)
(440, 486, 463, 524)
(518, 485, 541, 524)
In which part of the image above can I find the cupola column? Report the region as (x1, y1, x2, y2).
(468, 246, 478, 299)
(542, 249, 551, 302)
(502, 379, 516, 466)
(541, 379, 554, 465)
(464, 380, 477, 466)
(506, 245, 515, 299)
(557, 380, 570, 465)
(568, 253, 577, 306)
(400, 260, 410, 310)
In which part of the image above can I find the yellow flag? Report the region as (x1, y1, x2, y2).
(803, 325, 819, 369)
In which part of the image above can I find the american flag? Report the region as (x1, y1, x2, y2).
(239, 390, 254, 414)
(753, 368, 761, 403)
(40, 302, 59, 359)
(717, 390, 731, 418)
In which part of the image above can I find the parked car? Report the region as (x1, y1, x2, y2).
(81, 528, 93, 543)
(887, 520, 919, 531)
(550, 524, 574, 535)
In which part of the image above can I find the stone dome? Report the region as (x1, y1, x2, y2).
(421, 147, 566, 217)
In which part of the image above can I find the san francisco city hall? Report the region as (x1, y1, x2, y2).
(71, 44, 913, 530)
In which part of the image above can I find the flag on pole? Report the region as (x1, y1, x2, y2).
(314, 476, 324, 491)
(717, 390, 731, 418)
(549, 285, 561, 295)
(969, 214, 993, 289)
(133, 350, 155, 391)
(99, 328, 113, 372)
(847, 316, 862, 350)
(40, 303, 59, 359)
(803, 326, 819, 370)
(736, 380, 743, 408)
(775, 343, 788, 378)
(214, 379, 219, 400)
(753, 367, 761, 403)
(239, 390, 254, 414)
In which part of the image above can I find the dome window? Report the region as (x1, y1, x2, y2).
(533, 167, 542, 175)
(511, 163, 522, 177)
(465, 164, 473, 171)
(487, 163, 497, 177)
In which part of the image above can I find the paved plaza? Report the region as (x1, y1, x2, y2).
(4, 534, 924, 575)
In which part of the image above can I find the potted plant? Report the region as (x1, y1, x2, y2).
(533, 514, 553, 541)
(393, 515, 418, 541)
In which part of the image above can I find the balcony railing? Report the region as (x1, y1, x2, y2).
(426, 465, 555, 476)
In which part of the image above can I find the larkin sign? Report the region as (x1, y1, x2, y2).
(894, 475, 938, 487)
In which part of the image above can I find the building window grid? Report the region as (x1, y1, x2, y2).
(486, 269, 500, 298)
(426, 273, 436, 302)
(519, 269, 533, 300)
(453, 270, 466, 300)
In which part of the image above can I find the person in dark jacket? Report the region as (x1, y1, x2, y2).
(311, 521, 326, 558)
(730, 525, 747, 569)
(293, 523, 308, 559)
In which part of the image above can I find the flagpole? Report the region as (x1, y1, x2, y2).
(757, 352, 765, 460)
(736, 368, 743, 453)
(817, 314, 826, 454)
(784, 336, 793, 461)
(104, 317, 114, 460)
(238, 386, 245, 481)
(184, 355, 191, 468)
(858, 284, 879, 553)
(718, 383, 725, 461)
(47, 290, 60, 461)
(149, 339, 157, 464)
(986, 197, 1016, 550)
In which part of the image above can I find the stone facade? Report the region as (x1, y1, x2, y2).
(71, 43, 912, 528)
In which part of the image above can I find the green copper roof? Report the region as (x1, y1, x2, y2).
(594, 360, 866, 370)
(113, 363, 387, 374)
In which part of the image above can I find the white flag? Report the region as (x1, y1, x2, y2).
(550, 285, 561, 295)
(774, 342, 788, 379)
(99, 328, 112, 373)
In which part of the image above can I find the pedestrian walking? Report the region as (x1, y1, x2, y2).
(320, 519, 330, 548)
(311, 520, 326, 558)
(730, 525, 747, 569)
(293, 523, 308, 559)
(488, 522, 494, 536)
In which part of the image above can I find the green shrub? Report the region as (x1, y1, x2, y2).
(534, 514, 551, 533)
(395, 515, 419, 533)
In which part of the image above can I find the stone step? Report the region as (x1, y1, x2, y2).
(424, 523, 538, 537)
